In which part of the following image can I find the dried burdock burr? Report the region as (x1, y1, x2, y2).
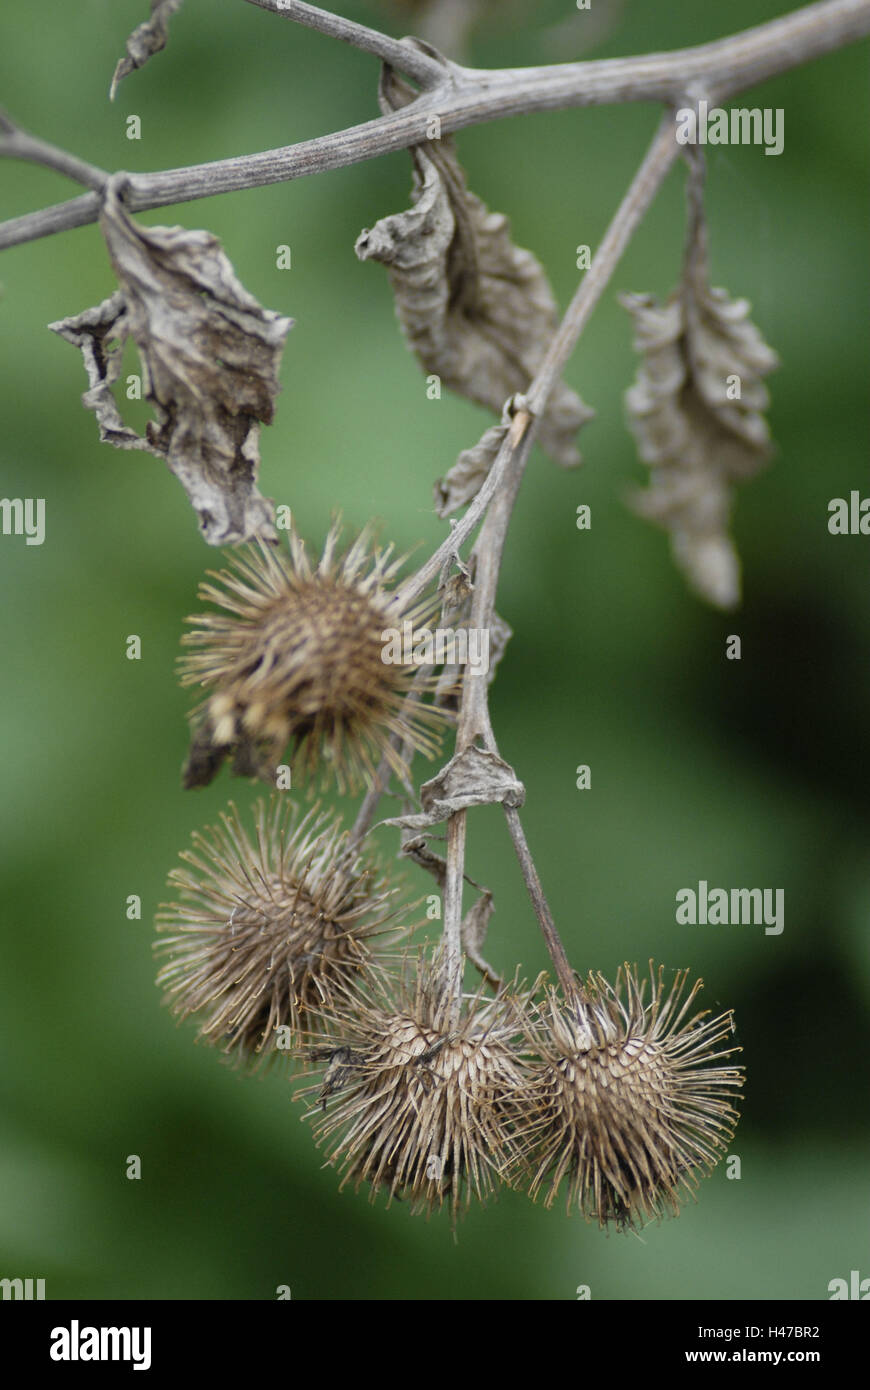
(154, 796, 405, 1066)
(179, 521, 446, 792)
(519, 962, 743, 1230)
(302, 952, 538, 1221)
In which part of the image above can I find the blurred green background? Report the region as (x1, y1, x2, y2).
(1, 0, 868, 1301)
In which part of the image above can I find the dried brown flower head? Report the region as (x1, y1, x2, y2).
(303, 954, 537, 1220)
(179, 523, 445, 792)
(521, 963, 743, 1230)
(154, 797, 403, 1065)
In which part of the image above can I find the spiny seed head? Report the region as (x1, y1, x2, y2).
(154, 796, 405, 1066)
(302, 954, 538, 1221)
(179, 521, 446, 793)
(520, 963, 743, 1230)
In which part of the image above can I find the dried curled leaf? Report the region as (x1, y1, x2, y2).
(461, 888, 494, 955)
(47, 291, 151, 453)
(398, 833, 449, 888)
(395, 835, 499, 981)
(461, 889, 501, 988)
(50, 181, 292, 546)
(621, 159, 778, 609)
(110, 0, 184, 101)
(385, 744, 525, 832)
(356, 71, 592, 468)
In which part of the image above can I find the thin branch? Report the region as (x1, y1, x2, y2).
(462, 115, 679, 742)
(346, 677, 431, 852)
(503, 807, 576, 997)
(461, 0, 870, 106)
(441, 809, 467, 1020)
(438, 115, 681, 979)
(360, 115, 691, 981)
(243, 0, 448, 88)
(2, 0, 868, 250)
(348, 750, 399, 852)
(525, 115, 680, 422)
(0, 111, 108, 194)
(351, 113, 693, 988)
(392, 432, 513, 614)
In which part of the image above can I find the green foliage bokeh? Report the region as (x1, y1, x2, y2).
(0, 0, 868, 1300)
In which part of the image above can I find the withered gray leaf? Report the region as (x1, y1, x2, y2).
(621, 158, 778, 609)
(395, 826, 490, 895)
(398, 833, 448, 888)
(391, 815, 501, 983)
(356, 71, 592, 468)
(385, 744, 524, 831)
(110, 0, 184, 101)
(461, 889, 501, 987)
(48, 291, 153, 453)
(462, 888, 494, 953)
(50, 181, 292, 545)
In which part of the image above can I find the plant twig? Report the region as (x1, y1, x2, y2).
(459, 114, 679, 741)
(439, 115, 681, 980)
(0, 110, 108, 194)
(346, 677, 430, 852)
(441, 808, 467, 1020)
(244, 0, 448, 88)
(503, 807, 576, 997)
(392, 437, 513, 614)
(360, 114, 689, 982)
(1, 0, 867, 250)
(525, 116, 681, 423)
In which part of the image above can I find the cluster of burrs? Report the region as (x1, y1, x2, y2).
(156, 525, 742, 1229)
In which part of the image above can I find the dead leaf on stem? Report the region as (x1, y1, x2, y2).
(460, 888, 502, 987)
(384, 744, 525, 833)
(110, 0, 185, 101)
(50, 180, 292, 546)
(621, 156, 778, 609)
(393, 820, 502, 985)
(356, 71, 592, 468)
